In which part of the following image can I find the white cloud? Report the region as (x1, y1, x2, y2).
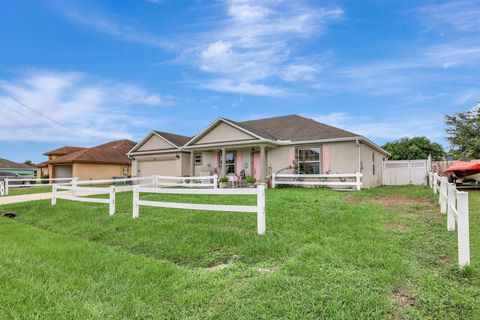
(310, 112, 445, 142)
(189, 0, 342, 95)
(416, 0, 480, 32)
(0, 70, 172, 142)
(200, 79, 283, 95)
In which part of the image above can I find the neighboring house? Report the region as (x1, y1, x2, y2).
(128, 115, 390, 188)
(41, 140, 136, 180)
(36, 146, 86, 178)
(0, 158, 36, 176)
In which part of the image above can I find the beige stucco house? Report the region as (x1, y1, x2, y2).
(128, 115, 389, 188)
(39, 140, 135, 180)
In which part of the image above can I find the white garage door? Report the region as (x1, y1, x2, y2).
(138, 159, 177, 177)
(54, 165, 72, 178)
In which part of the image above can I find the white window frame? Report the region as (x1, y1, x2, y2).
(297, 147, 321, 174)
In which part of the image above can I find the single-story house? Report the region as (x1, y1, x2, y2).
(36, 146, 86, 178)
(41, 140, 136, 180)
(128, 115, 390, 188)
(0, 158, 36, 176)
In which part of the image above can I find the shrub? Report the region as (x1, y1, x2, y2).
(245, 176, 256, 184)
(218, 176, 228, 183)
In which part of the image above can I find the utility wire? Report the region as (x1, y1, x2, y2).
(0, 90, 102, 141)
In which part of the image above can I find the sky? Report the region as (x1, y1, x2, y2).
(1, 0, 479, 163)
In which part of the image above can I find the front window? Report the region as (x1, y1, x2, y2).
(219, 151, 236, 174)
(297, 148, 321, 174)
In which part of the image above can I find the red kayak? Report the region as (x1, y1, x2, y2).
(445, 161, 480, 178)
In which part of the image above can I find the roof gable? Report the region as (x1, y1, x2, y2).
(129, 131, 191, 154)
(185, 119, 260, 146)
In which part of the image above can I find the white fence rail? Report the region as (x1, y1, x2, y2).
(3, 177, 76, 196)
(52, 184, 116, 216)
(382, 159, 429, 185)
(154, 175, 218, 188)
(132, 185, 265, 235)
(271, 173, 362, 190)
(429, 172, 470, 268)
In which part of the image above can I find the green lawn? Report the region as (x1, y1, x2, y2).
(6, 185, 52, 196)
(0, 186, 479, 319)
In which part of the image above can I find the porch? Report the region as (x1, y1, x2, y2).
(188, 144, 272, 185)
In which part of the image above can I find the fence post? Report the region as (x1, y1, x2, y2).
(72, 177, 78, 196)
(213, 174, 218, 189)
(272, 173, 276, 189)
(51, 184, 57, 205)
(257, 184, 266, 235)
(356, 172, 362, 190)
(440, 177, 448, 213)
(456, 192, 470, 268)
(428, 172, 433, 188)
(109, 186, 116, 216)
(133, 185, 139, 218)
(447, 183, 456, 231)
(433, 174, 438, 194)
(0, 181, 4, 196)
(5, 178, 9, 196)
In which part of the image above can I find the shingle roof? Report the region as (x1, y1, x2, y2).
(0, 158, 35, 170)
(43, 146, 86, 156)
(154, 131, 192, 147)
(235, 115, 358, 141)
(47, 140, 136, 165)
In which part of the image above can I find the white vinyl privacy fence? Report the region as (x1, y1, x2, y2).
(133, 185, 266, 235)
(429, 172, 470, 268)
(382, 160, 429, 185)
(271, 173, 362, 190)
(52, 184, 116, 216)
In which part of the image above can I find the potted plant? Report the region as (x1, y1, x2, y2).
(218, 176, 228, 188)
(245, 176, 256, 188)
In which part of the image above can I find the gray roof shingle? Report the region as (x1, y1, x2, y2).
(234, 115, 358, 141)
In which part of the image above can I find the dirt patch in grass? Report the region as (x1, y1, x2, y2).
(206, 254, 241, 272)
(343, 194, 362, 204)
(439, 255, 453, 266)
(373, 196, 432, 208)
(384, 223, 409, 231)
(392, 288, 416, 307)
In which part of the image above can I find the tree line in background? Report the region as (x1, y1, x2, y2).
(382, 104, 480, 160)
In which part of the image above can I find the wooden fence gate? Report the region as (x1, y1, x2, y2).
(382, 159, 430, 185)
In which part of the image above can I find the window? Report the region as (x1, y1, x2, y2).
(225, 152, 236, 174)
(372, 152, 376, 175)
(219, 151, 236, 174)
(195, 154, 202, 166)
(297, 148, 321, 174)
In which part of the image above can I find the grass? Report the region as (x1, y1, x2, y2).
(6, 185, 52, 196)
(0, 186, 479, 319)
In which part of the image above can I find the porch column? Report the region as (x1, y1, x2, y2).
(221, 148, 226, 177)
(260, 144, 266, 184)
(190, 152, 195, 177)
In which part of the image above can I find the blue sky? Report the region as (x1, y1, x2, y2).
(1, 0, 479, 163)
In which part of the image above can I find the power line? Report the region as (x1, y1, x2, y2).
(0, 90, 102, 141)
(0, 101, 57, 128)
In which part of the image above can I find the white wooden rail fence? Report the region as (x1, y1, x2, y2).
(2, 177, 77, 196)
(155, 175, 218, 188)
(271, 173, 362, 190)
(429, 172, 470, 268)
(132, 185, 266, 235)
(52, 184, 116, 216)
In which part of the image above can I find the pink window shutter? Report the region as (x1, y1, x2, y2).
(212, 151, 218, 171)
(288, 147, 295, 168)
(322, 145, 331, 173)
(236, 151, 242, 175)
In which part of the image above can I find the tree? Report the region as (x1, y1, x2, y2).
(445, 107, 480, 159)
(24, 160, 34, 166)
(382, 137, 445, 160)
